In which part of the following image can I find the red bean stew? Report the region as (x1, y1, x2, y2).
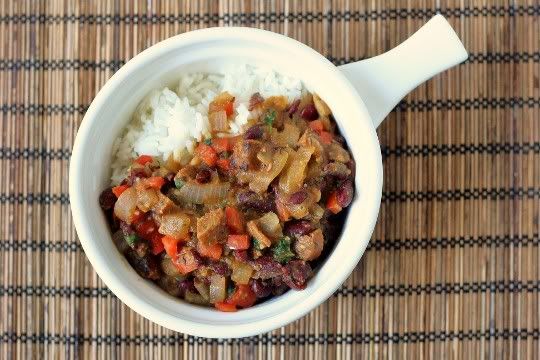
(99, 92, 355, 312)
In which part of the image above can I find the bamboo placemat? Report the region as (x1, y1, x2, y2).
(1, 0, 539, 358)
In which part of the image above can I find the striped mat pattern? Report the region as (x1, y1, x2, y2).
(0, 1, 539, 359)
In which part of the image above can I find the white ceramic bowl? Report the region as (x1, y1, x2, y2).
(69, 16, 467, 338)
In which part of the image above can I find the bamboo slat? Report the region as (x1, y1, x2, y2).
(0, 0, 539, 359)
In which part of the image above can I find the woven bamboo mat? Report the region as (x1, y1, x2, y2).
(1, 0, 539, 358)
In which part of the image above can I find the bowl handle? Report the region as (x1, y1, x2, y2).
(338, 14, 468, 128)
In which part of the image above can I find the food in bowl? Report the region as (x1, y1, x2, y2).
(99, 65, 355, 312)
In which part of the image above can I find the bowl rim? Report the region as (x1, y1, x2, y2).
(69, 26, 383, 338)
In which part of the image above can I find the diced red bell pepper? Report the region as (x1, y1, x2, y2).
(227, 284, 256, 308)
(318, 131, 333, 145)
(129, 209, 145, 224)
(112, 184, 130, 198)
(225, 206, 245, 234)
(149, 233, 165, 255)
(210, 93, 235, 117)
(135, 155, 153, 166)
(145, 176, 166, 189)
(161, 235, 181, 259)
(227, 235, 250, 250)
(224, 100, 234, 117)
(326, 191, 342, 214)
(196, 144, 218, 167)
(197, 241, 223, 261)
(135, 218, 158, 238)
(308, 119, 324, 133)
(174, 246, 200, 274)
(211, 137, 231, 153)
(215, 301, 237, 312)
(216, 159, 231, 171)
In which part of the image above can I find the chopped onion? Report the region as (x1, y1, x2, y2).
(209, 110, 229, 132)
(209, 274, 226, 303)
(113, 187, 139, 223)
(257, 212, 283, 240)
(161, 256, 181, 277)
(194, 278, 210, 301)
(231, 260, 254, 285)
(185, 290, 208, 305)
(171, 182, 230, 205)
(278, 146, 314, 194)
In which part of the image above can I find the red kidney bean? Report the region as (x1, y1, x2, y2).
(195, 168, 211, 184)
(323, 162, 350, 180)
(300, 103, 319, 120)
(244, 125, 263, 140)
(237, 191, 275, 212)
(126, 250, 160, 280)
(289, 190, 308, 204)
(336, 179, 354, 208)
(270, 277, 288, 296)
(233, 250, 249, 262)
(99, 188, 116, 211)
(125, 167, 149, 185)
(120, 221, 135, 237)
(287, 99, 301, 118)
(178, 279, 196, 295)
(251, 279, 272, 298)
(284, 220, 313, 238)
(282, 260, 312, 290)
(206, 260, 231, 276)
(250, 256, 283, 280)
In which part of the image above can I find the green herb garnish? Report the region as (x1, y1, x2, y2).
(264, 110, 276, 126)
(204, 138, 212, 145)
(220, 151, 231, 159)
(125, 234, 138, 247)
(252, 237, 262, 250)
(272, 236, 295, 264)
(174, 178, 185, 189)
(227, 283, 236, 297)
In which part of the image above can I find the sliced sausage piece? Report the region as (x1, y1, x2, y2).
(158, 211, 191, 239)
(196, 208, 227, 245)
(136, 187, 160, 212)
(152, 193, 176, 215)
(294, 228, 324, 261)
(231, 139, 262, 171)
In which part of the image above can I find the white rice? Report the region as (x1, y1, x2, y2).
(110, 64, 305, 185)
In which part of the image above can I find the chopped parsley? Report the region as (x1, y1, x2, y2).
(227, 283, 236, 297)
(220, 151, 231, 159)
(174, 178, 185, 189)
(264, 110, 276, 126)
(204, 138, 212, 145)
(252, 237, 262, 250)
(272, 236, 295, 264)
(125, 234, 138, 247)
